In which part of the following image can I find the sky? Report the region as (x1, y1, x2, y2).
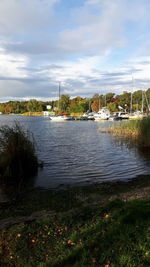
(0, 0, 150, 102)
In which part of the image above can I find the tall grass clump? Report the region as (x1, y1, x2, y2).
(109, 116, 150, 147)
(0, 123, 38, 182)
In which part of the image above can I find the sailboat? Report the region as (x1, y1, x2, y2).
(130, 88, 150, 119)
(129, 77, 144, 120)
(50, 115, 68, 121)
(49, 82, 68, 121)
(129, 110, 143, 120)
(129, 89, 144, 120)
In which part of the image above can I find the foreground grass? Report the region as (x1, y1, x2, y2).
(0, 176, 150, 266)
(109, 116, 150, 147)
(0, 198, 150, 267)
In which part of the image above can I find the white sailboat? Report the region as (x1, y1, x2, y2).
(50, 82, 68, 122)
(129, 110, 143, 120)
(129, 89, 146, 120)
(131, 90, 150, 119)
(129, 77, 144, 120)
(50, 115, 68, 121)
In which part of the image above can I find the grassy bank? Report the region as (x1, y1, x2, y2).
(108, 116, 150, 147)
(21, 112, 43, 116)
(0, 175, 150, 266)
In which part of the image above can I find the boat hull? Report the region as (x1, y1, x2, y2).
(50, 116, 67, 121)
(94, 117, 109, 121)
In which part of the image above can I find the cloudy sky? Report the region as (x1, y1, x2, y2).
(0, 0, 150, 101)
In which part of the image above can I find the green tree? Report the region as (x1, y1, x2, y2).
(27, 100, 43, 112)
(59, 95, 70, 113)
(69, 97, 88, 113)
(107, 102, 118, 113)
(132, 90, 143, 111)
(117, 91, 131, 112)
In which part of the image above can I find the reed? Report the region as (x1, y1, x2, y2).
(0, 123, 38, 181)
(109, 116, 150, 147)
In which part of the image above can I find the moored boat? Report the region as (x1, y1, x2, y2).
(94, 107, 110, 120)
(50, 115, 68, 121)
(109, 115, 122, 121)
(50, 115, 75, 121)
(115, 112, 129, 120)
(129, 111, 144, 120)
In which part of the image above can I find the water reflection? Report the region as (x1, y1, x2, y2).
(111, 135, 150, 168)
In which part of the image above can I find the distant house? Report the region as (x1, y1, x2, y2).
(43, 111, 50, 116)
(46, 105, 52, 110)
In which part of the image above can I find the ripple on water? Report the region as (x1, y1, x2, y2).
(0, 116, 149, 189)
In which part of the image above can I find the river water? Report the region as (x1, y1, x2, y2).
(0, 115, 150, 190)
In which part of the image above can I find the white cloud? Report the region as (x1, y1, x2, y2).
(0, 46, 28, 79)
(59, 0, 126, 56)
(0, 0, 150, 100)
(0, 0, 59, 35)
(123, 58, 150, 88)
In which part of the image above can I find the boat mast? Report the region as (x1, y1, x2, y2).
(136, 100, 138, 111)
(89, 99, 91, 112)
(144, 91, 150, 112)
(130, 76, 134, 114)
(58, 81, 61, 111)
(99, 95, 101, 110)
(105, 94, 107, 107)
(141, 90, 144, 114)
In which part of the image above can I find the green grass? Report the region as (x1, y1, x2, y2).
(0, 198, 149, 267)
(0, 176, 150, 266)
(109, 116, 150, 147)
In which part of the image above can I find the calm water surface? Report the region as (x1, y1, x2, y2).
(0, 115, 150, 189)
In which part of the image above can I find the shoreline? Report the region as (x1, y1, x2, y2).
(0, 174, 150, 220)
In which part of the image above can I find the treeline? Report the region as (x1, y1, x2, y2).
(0, 100, 47, 114)
(0, 88, 150, 114)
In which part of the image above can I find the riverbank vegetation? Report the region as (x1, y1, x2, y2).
(0, 124, 38, 182)
(0, 114, 149, 266)
(109, 116, 150, 147)
(0, 88, 150, 114)
(0, 175, 150, 266)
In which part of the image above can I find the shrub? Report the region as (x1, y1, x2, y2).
(0, 123, 38, 181)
